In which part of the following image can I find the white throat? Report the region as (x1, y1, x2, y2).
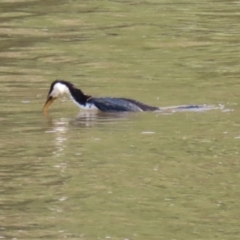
(51, 82, 70, 98)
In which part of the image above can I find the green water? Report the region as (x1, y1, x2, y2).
(1, 0, 240, 239)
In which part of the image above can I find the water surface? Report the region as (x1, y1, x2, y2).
(1, 0, 240, 239)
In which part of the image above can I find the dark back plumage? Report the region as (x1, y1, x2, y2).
(89, 97, 159, 112)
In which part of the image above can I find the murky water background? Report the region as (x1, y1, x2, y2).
(1, 0, 240, 239)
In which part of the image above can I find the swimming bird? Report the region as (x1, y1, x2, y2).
(43, 80, 160, 113)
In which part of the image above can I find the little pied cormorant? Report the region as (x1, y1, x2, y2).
(43, 80, 160, 113)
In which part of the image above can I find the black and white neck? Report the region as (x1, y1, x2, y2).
(48, 80, 97, 110)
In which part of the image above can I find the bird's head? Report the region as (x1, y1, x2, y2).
(43, 80, 73, 113)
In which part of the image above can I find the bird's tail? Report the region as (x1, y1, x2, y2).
(157, 104, 225, 112)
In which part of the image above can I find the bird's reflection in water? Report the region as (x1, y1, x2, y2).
(46, 118, 69, 159)
(44, 111, 132, 154)
(45, 110, 131, 128)
(70, 111, 132, 127)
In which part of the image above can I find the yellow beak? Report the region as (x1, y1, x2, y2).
(43, 96, 55, 113)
